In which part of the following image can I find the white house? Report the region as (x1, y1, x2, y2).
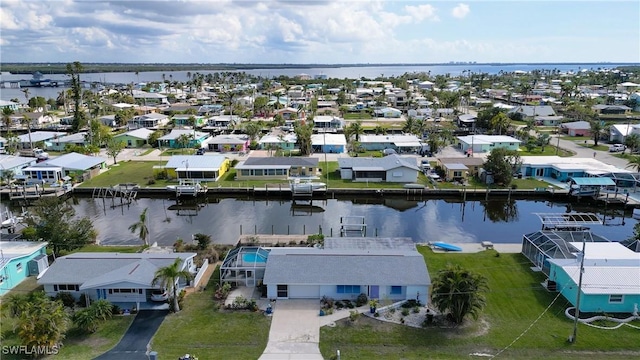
(258, 237, 430, 304)
(38, 252, 197, 308)
(359, 134, 423, 153)
(337, 154, 420, 183)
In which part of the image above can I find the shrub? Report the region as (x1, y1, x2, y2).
(413, 306, 420, 314)
(55, 292, 76, 308)
(193, 233, 211, 250)
(401, 308, 410, 316)
(402, 299, 421, 308)
(374, 312, 380, 317)
(355, 293, 368, 307)
(147, 178, 156, 185)
(335, 301, 344, 309)
(77, 293, 89, 307)
(349, 310, 360, 322)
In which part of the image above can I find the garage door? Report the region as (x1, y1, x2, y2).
(288, 285, 320, 299)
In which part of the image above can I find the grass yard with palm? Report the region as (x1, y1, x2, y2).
(319, 249, 640, 359)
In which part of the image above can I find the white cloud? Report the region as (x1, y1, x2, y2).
(405, 4, 439, 22)
(451, 3, 470, 19)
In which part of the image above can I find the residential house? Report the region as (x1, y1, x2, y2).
(616, 82, 640, 92)
(132, 90, 168, 105)
(276, 107, 302, 120)
(160, 155, 230, 181)
(38, 252, 196, 308)
(16, 131, 66, 149)
(535, 115, 564, 127)
(0, 100, 20, 112)
(113, 128, 155, 148)
(313, 115, 344, 131)
(592, 104, 632, 115)
(629, 92, 640, 111)
(518, 156, 628, 182)
(99, 114, 117, 127)
(11, 112, 58, 128)
(560, 121, 591, 137)
(258, 133, 297, 151)
(0, 155, 38, 180)
(204, 115, 237, 131)
(235, 157, 319, 180)
(547, 242, 640, 314)
(457, 135, 521, 155)
(0, 241, 49, 296)
(21, 152, 106, 184)
(417, 81, 434, 90)
(205, 134, 250, 152)
(258, 237, 430, 304)
(128, 113, 170, 130)
(373, 107, 402, 118)
(359, 134, 423, 154)
(311, 133, 347, 153)
(0, 136, 6, 154)
(434, 108, 454, 118)
(457, 114, 477, 129)
(338, 154, 419, 183)
(172, 114, 206, 128)
(47, 132, 87, 152)
(198, 104, 224, 116)
(158, 129, 210, 149)
(609, 124, 634, 143)
(508, 105, 556, 119)
(437, 157, 485, 179)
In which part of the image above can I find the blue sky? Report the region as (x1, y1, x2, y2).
(1, 0, 638, 64)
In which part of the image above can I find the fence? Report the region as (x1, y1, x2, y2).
(192, 259, 209, 289)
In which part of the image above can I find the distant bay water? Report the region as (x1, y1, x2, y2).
(0, 63, 634, 102)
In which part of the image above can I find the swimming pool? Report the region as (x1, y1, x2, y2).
(243, 253, 267, 263)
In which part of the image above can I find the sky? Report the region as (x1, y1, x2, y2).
(1, 0, 639, 64)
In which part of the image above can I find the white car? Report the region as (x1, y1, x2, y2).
(150, 289, 168, 302)
(609, 144, 626, 152)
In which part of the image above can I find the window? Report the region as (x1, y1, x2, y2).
(390, 286, 402, 295)
(109, 288, 139, 294)
(337, 285, 361, 294)
(55, 284, 79, 291)
(16, 263, 22, 272)
(609, 294, 624, 303)
(453, 171, 462, 177)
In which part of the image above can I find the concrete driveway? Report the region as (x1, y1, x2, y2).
(94, 310, 168, 360)
(259, 299, 323, 360)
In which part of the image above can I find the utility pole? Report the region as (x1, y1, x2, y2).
(570, 233, 587, 343)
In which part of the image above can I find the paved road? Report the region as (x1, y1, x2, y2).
(554, 136, 630, 169)
(94, 310, 168, 360)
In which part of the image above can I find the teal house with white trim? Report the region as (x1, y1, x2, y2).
(547, 242, 640, 314)
(0, 241, 49, 296)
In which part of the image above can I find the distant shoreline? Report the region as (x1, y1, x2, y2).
(1, 62, 638, 75)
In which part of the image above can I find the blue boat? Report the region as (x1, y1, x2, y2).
(432, 242, 463, 251)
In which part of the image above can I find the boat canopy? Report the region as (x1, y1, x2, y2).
(569, 177, 615, 186)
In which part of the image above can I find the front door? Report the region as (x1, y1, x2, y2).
(535, 168, 544, 177)
(246, 270, 254, 287)
(369, 285, 379, 299)
(277, 284, 288, 298)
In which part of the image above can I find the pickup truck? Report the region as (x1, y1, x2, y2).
(18, 148, 49, 160)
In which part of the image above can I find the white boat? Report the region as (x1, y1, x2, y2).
(1, 211, 24, 228)
(290, 179, 326, 192)
(169, 179, 208, 197)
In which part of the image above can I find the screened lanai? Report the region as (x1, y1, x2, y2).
(220, 247, 271, 287)
(591, 171, 640, 189)
(521, 230, 611, 275)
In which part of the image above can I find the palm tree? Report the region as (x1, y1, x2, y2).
(2, 107, 14, 129)
(347, 120, 364, 142)
(624, 133, 640, 154)
(21, 114, 34, 149)
(589, 119, 603, 146)
(431, 264, 489, 325)
(152, 258, 192, 312)
(626, 156, 640, 172)
(22, 88, 31, 109)
(490, 112, 511, 136)
(128, 208, 150, 246)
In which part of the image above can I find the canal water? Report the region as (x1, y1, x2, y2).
(67, 196, 637, 247)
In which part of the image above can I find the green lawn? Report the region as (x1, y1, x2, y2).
(560, 136, 590, 141)
(320, 249, 640, 359)
(161, 148, 197, 156)
(71, 244, 143, 253)
(576, 143, 609, 152)
(518, 146, 573, 157)
(78, 161, 166, 188)
(344, 112, 373, 120)
(151, 266, 271, 359)
(434, 176, 556, 190)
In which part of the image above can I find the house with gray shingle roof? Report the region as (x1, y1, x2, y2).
(113, 128, 155, 148)
(259, 237, 429, 304)
(38, 252, 196, 307)
(205, 134, 250, 153)
(508, 105, 556, 118)
(235, 157, 319, 180)
(338, 154, 419, 183)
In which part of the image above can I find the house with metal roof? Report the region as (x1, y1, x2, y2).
(0, 241, 49, 296)
(127, 112, 170, 130)
(359, 134, 423, 153)
(260, 238, 430, 304)
(16, 131, 66, 149)
(518, 156, 632, 183)
(258, 133, 297, 151)
(205, 134, 250, 153)
(311, 133, 347, 153)
(235, 157, 319, 180)
(436, 157, 485, 179)
(373, 107, 402, 118)
(547, 242, 640, 313)
(47, 132, 88, 152)
(38, 252, 196, 307)
(508, 105, 556, 118)
(158, 129, 210, 149)
(21, 152, 106, 184)
(113, 128, 156, 148)
(457, 135, 521, 155)
(161, 155, 230, 181)
(592, 104, 632, 115)
(338, 154, 419, 183)
(0, 155, 38, 180)
(560, 121, 591, 137)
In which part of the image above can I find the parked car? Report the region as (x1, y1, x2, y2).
(195, 148, 206, 155)
(609, 144, 626, 152)
(150, 289, 168, 302)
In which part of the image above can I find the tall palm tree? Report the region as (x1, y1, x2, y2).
(431, 264, 489, 325)
(22, 88, 31, 109)
(589, 119, 603, 146)
(128, 208, 150, 246)
(21, 114, 34, 149)
(2, 107, 14, 129)
(152, 258, 192, 312)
